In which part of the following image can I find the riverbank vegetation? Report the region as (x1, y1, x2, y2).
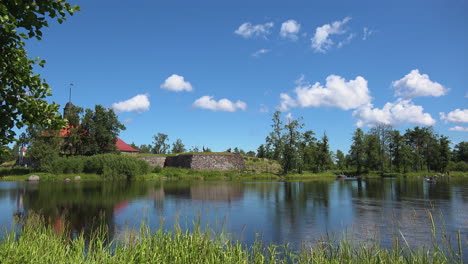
(0, 213, 464, 264)
(0, 106, 466, 181)
(256, 111, 467, 176)
(0, 154, 149, 180)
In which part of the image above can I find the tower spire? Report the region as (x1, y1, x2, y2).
(64, 83, 75, 118)
(69, 83, 73, 103)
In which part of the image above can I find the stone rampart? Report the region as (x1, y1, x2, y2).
(164, 154, 246, 170)
(136, 156, 166, 167)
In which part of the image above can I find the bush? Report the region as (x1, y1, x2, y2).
(64, 156, 85, 174)
(152, 166, 162, 173)
(87, 154, 150, 179)
(46, 154, 150, 179)
(448, 161, 468, 172)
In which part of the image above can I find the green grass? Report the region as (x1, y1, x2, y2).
(135, 152, 237, 158)
(399, 171, 467, 177)
(137, 167, 281, 181)
(0, 213, 464, 264)
(243, 157, 282, 173)
(134, 153, 176, 157)
(335, 170, 467, 178)
(2, 158, 467, 182)
(0, 172, 102, 181)
(0, 160, 16, 167)
(179, 152, 238, 155)
(285, 171, 337, 178)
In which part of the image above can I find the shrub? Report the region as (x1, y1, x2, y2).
(152, 166, 162, 173)
(448, 161, 468, 172)
(46, 154, 150, 179)
(63, 156, 85, 174)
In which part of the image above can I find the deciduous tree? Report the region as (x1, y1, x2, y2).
(152, 133, 169, 154)
(265, 111, 284, 161)
(171, 138, 186, 154)
(336, 150, 346, 170)
(350, 128, 365, 174)
(282, 117, 303, 174)
(317, 133, 332, 172)
(0, 1, 80, 145)
(80, 105, 125, 155)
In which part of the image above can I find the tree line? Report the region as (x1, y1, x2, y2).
(9, 104, 125, 170)
(133, 133, 256, 156)
(1, 107, 466, 175)
(258, 111, 467, 175)
(134, 133, 202, 155)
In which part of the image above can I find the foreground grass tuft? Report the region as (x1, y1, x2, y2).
(0, 213, 464, 264)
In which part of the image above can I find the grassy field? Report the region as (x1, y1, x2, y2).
(0, 213, 464, 264)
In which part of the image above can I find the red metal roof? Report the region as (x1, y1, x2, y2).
(116, 138, 139, 152)
(59, 126, 73, 137)
(43, 125, 137, 153)
(42, 125, 81, 137)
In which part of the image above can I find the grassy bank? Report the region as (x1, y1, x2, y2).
(1, 157, 466, 182)
(0, 172, 102, 181)
(1, 168, 467, 182)
(134, 152, 236, 158)
(138, 167, 282, 181)
(0, 214, 464, 264)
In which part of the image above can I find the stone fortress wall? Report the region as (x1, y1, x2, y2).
(137, 153, 246, 171)
(136, 156, 166, 167)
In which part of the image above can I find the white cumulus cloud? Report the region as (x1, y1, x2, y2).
(352, 99, 436, 127)
(362, 27, 374, 40)
(112, 94, 150, 113)
(235, 22, 274, 38)
(160, 74, 193, 92)
(448, 126, 468, 132)
(279, 74, 371, 111)
(311, 16, 351, 53)
(392, 69, 448, 98)
(252, 49, 271, 57)
(440, 109, 468, 123)
(193, 96, 247, 112)
(280, 20, 301, 40)
(279, 93, 297, 111)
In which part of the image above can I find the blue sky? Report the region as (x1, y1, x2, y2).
(27, 0, 467, 153)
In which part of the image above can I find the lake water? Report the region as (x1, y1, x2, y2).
(0, 178, 467, 255)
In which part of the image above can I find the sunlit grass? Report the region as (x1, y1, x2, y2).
(0, 172, 101, 181)
(0, 212, 464, 264)
(137, 167, 281, 181)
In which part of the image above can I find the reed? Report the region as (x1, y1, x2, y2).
(0, 213, 464, 264)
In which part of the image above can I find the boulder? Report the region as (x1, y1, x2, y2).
(64, 178, 71, 182)
(74, 176, 81, 181)
(27, 175, 40, 181)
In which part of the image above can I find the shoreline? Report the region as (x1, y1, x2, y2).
(0, 169, 466, 182)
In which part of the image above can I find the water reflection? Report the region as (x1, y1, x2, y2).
(0, 178, 467, 255)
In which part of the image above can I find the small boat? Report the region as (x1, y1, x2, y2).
(336, 174, 347, 179)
